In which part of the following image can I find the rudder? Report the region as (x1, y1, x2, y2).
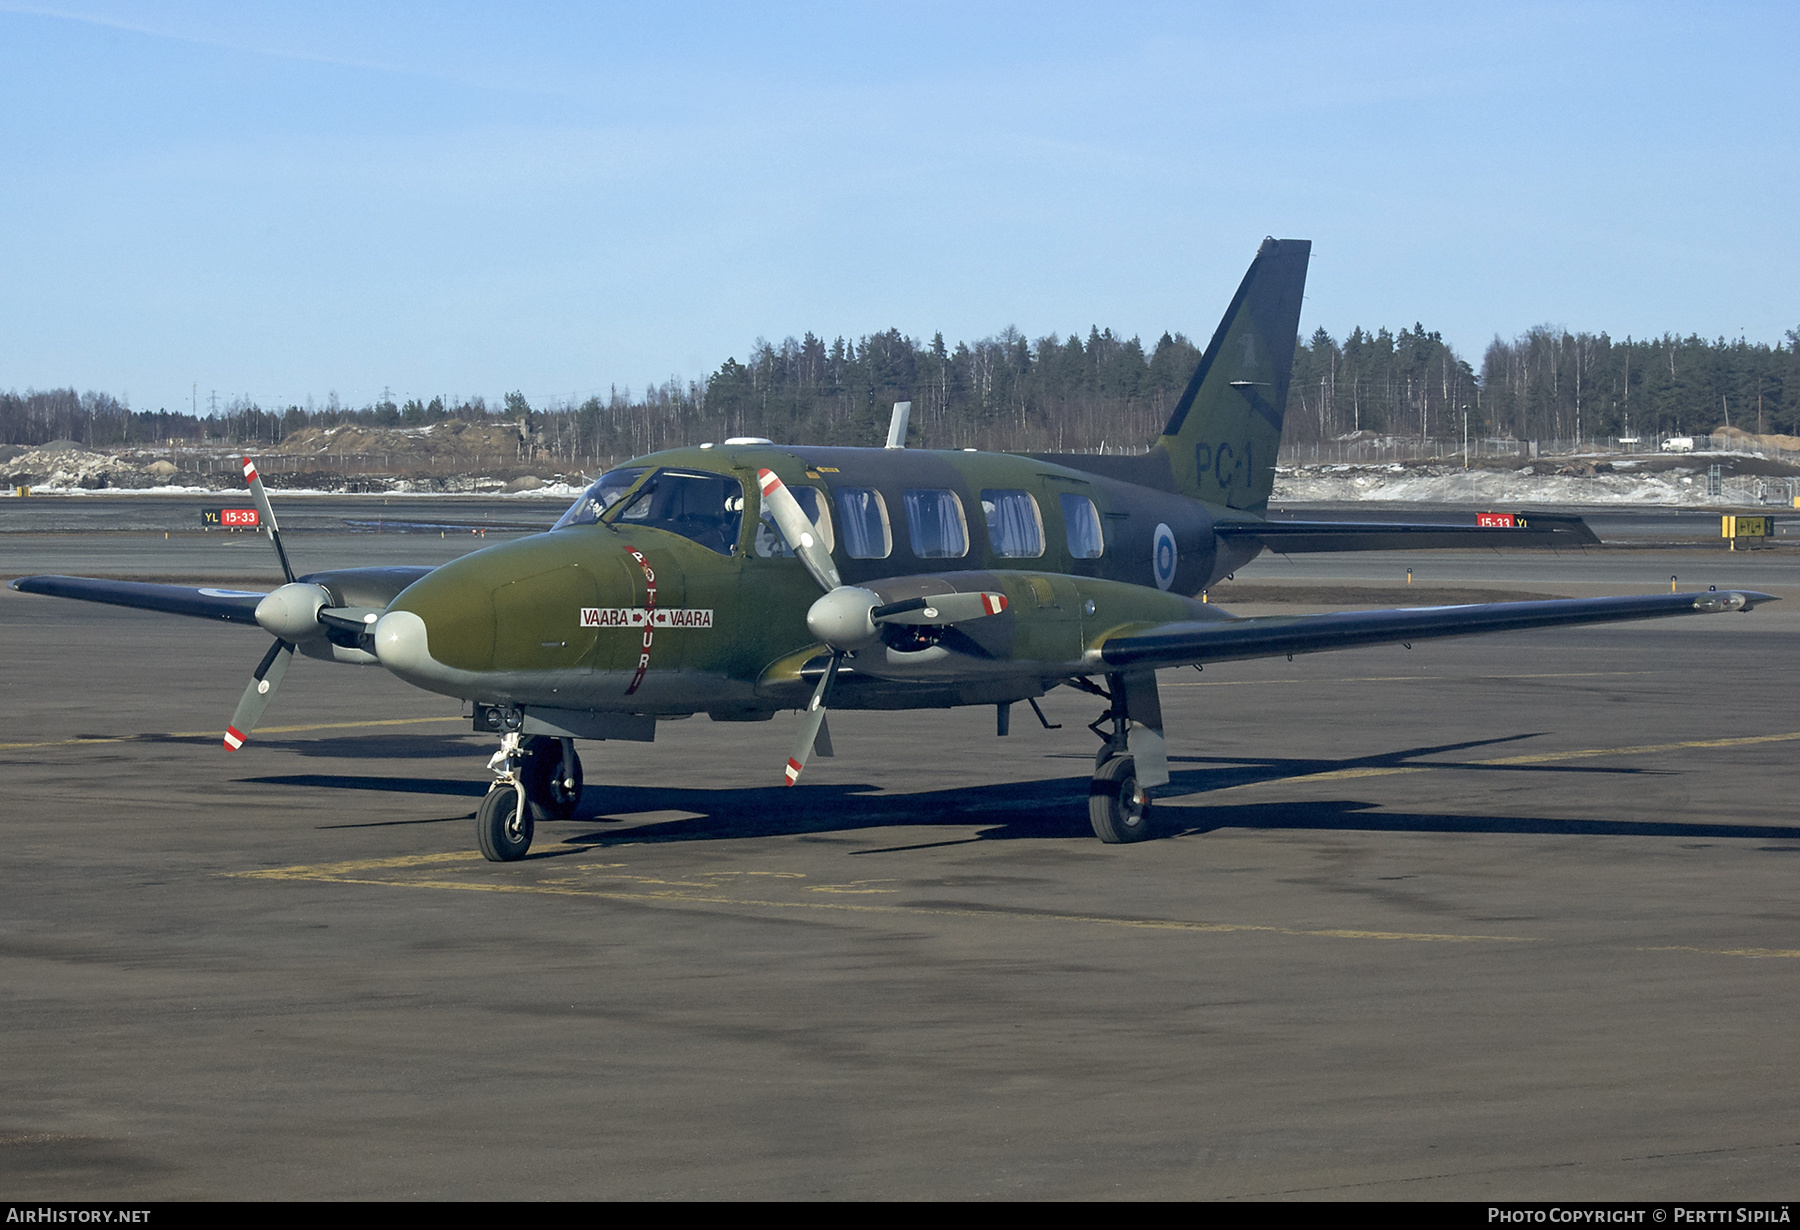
(1156, 238, 1310, 512)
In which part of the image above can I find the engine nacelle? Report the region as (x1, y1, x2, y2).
(255, 583, 333, 642)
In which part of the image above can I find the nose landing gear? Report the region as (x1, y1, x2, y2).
(476, 733, 585, 862)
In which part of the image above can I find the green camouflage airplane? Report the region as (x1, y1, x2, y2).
(11, 238, 1777, 859)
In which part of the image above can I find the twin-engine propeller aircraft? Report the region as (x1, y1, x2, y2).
(12, 238, 1776, 859)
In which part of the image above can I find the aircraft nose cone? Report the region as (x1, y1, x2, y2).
(372, 609, 433, 677)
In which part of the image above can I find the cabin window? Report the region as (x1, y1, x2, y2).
(605, 469, 745, 556)
(1061, 493, 1104, 559)
(755, 484, 835, 558)
(981, 489, 1044, 558)
(835, 487, 892, 559)
(552, 466, 648, 529)
(903, 489, 969, 559)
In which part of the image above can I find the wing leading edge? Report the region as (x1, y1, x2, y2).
(1100, 590, 1775, 671)
(8, 575, 267, 623)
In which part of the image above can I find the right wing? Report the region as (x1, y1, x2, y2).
(1099, 590, 1774, 671)
(1213, 510, 1600, 552)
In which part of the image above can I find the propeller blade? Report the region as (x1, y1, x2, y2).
(783, 652, 842, 785)
(241, 457, 296, 584)
(224, 638, 294, 750)
(871, 591, 1008, 625)
(757, 469, 841, 592)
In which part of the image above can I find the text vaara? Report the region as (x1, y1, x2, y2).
(579, 608, 713, 629)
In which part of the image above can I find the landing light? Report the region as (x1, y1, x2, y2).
(476, 704, 524, 732)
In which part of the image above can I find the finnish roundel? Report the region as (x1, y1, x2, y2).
(1152, 522, 1177, 591)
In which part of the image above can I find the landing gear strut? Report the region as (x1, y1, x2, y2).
(477, 732, 533, 861)
(475, 734, 585, 861)
(1079, 671, 1169, 844)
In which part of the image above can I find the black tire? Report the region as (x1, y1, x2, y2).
(1089, 753, 1154, 843)
(521, 736, 583, 821)
(477, 784, 533, 861)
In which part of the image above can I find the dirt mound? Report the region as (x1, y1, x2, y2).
(1712, 425, 1800, 453)
(268, 418, 529, 459)
(1, 446, 174, 490)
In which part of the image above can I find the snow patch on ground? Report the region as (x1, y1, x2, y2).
(1274, 463, 1761, 506)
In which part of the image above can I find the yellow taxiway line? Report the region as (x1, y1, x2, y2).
(1167, 669, 1652, 688)
(1213, 729, 1800, 790)
(0, 714, 467, 751)
(229, 853, 1537, 945)
(226, 852, 1800, 957)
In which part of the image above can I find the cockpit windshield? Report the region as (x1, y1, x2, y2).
(605, 468, 746, 555)
(552, 467, 649, 531)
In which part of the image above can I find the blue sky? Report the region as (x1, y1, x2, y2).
(1, 1, 1794, 414)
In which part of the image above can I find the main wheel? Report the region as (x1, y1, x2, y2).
(476, 783, 533, 861)
(1089, 753, 1154, 843)
(521, 736, 583, 821)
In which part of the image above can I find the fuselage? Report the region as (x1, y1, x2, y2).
(373, 442, 1249, 719)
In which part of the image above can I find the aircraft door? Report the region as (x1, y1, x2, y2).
(607, 539, 690, 682)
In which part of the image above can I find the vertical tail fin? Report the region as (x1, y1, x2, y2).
(1156, 238, 1310, 512)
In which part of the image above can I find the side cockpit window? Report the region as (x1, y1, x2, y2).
(553, 466, 648, 530)
(604, 469, 745, 555)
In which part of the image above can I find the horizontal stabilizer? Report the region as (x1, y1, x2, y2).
(1101, 590, 1776, 671)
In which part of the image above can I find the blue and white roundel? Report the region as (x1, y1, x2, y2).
(1152, 522, 1177, 591)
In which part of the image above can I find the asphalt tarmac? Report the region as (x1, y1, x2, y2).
(4, 518, 1800, 1199)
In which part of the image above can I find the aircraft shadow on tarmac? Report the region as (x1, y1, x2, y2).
(255, 733, 488, 761)
(240, 731, 1800, 851)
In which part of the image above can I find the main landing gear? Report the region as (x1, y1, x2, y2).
(477, 733, 584, 862)
(1076, 671, 1170, 844)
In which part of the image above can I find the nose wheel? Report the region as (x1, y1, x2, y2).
(476, 781, 533, 861)
(476, 733, 585, 861)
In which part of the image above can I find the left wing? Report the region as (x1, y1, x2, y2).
(1100, 590, 1774, 671)
(8, 575, 266, 623)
